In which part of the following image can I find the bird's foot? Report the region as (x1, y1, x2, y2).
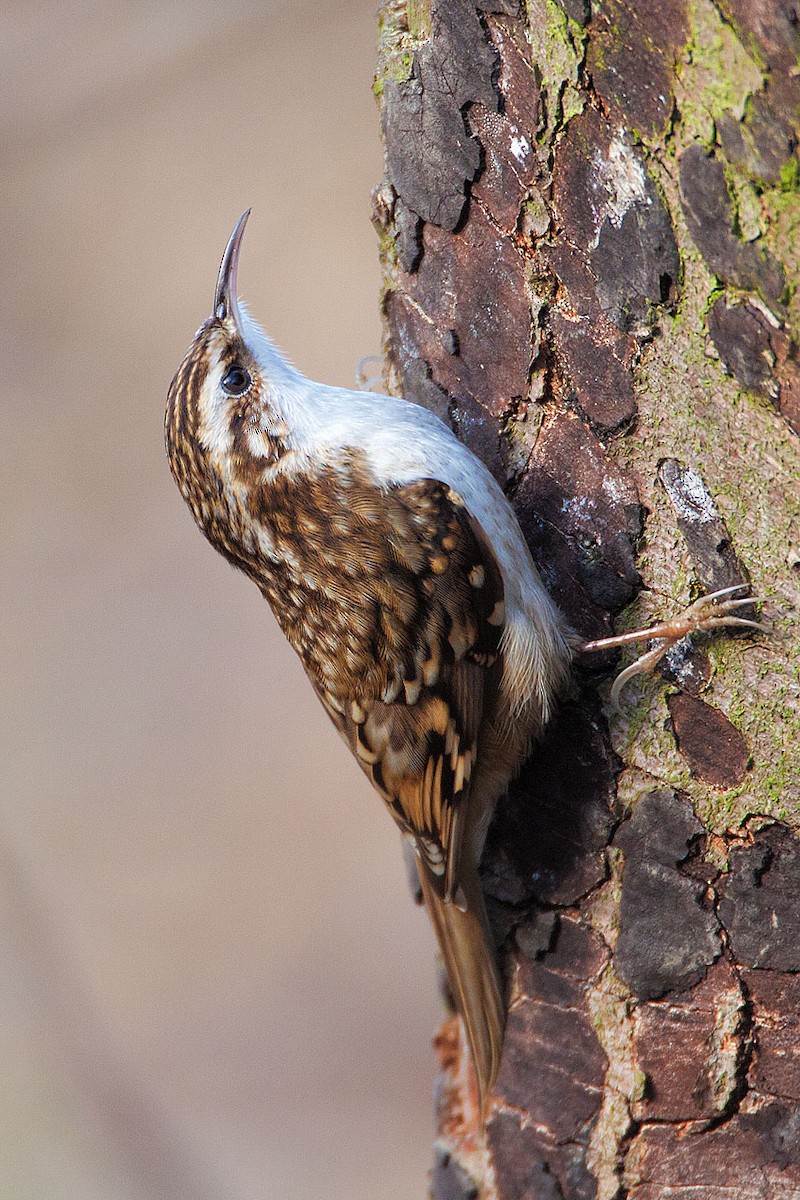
(579, 585, 766, 709)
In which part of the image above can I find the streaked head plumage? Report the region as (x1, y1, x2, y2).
(169, 216, 300, 496)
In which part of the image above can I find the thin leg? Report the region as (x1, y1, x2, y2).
(579, 585, 766, 708)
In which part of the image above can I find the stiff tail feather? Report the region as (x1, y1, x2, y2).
(418, 862, 505, 1116)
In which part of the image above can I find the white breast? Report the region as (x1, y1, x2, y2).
(244, 312, 574, 718)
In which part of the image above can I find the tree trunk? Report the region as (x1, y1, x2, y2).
(373, 1, 800, 1196)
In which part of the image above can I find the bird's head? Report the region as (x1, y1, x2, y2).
(165, 212, 297, 537)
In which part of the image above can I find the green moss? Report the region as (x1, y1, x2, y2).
(632, 1067, 647, 1103)
(667, 3, 800, 329)
(384, 46, 414, 85)
(526, 0, 586, 141)
(521, 191, 551, 238)
(779, 157, 800, 192)
(731, 177, 766, 241)
(406, 0, 431, 41)
(763, 184, 800, 327)
(377, 227, 399, 275)
(561, 84, 585, 128)
(501, 404, 543, 479)
(373, 0, 800, 847)
(676, 0, 763, 143)
(374, 2, 420, 97)
(605, 204, 800, 834)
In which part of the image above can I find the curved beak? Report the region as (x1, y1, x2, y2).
(213, 209, 251, 326)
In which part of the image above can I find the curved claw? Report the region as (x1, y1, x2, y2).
(682, 588, 759, 627)
(608, 642, 671, 712)
(588, 583, 768, 709)
(701, 616, 769, 633)
(693, 583, 750, 599)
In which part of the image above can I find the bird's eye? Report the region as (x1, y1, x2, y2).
(221, 363, 252, 396)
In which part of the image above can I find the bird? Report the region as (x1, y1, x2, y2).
(165, 212, 762, 1119)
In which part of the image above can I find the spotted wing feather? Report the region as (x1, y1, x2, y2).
(312, 478, 505, 899)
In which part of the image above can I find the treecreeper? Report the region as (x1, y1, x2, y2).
(165, 212, 762, 1122)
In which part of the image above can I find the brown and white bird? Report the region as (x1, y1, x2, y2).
(165, 212, 761, 1115)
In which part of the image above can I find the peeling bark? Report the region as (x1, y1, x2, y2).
(374, 1, 800, 1196)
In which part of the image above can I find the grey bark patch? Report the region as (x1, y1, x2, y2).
(717, 91, 796, 185)
(553, 111, 675, 277)
(498, 991, 606, 1134)
(406, 359, 452, 424)
(679, 144, 786, 303)
(615, 790, 720, 1000)
(556, 0, 589, 23)
(590, 201, 680, 333)
(717, 0, 800, 75)
(741, 1102, 800, 1171)
(550, 107, 679, 367)
(708, 295, 777, 398)
(718, 825, 800, 971)
(658, 458, 749, 595)
(515, 910, 559, 960)
(393, 197, 422, 273)
(659, 638, 713, 696)
(632, 958, 745, 1121)
(479, 0, 520, 13)
(383, 291, 512, 490)
(381, 0, 501, 231)
(448, 390, 508, 484)
(656, 459, 757, 737)
(667, 693, 750, 788)
(707, 296, 800, 437)
(471, 14, 541, 231)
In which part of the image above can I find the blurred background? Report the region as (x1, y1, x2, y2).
(1, 2, 443, 1197)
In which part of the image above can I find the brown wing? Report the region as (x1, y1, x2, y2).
(310, 478, 505, 900)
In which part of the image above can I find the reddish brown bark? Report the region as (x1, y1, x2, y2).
(375, 1, 800, 1196)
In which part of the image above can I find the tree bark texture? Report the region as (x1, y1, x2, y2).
(373, 2, 800, 1197)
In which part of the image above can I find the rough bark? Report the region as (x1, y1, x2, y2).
(373, 1, 800, 1197)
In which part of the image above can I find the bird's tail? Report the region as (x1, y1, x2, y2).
(417, 861, 505, 1116)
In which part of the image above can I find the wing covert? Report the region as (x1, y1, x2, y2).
(310, 476, 506, 899)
